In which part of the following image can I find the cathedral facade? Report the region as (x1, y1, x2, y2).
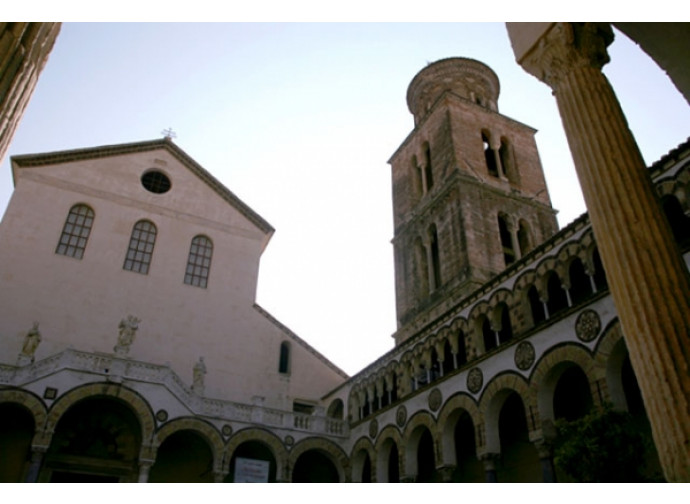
(1, 54, 688, 482)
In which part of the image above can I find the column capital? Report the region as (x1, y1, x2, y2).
(519, 23, 614, 90)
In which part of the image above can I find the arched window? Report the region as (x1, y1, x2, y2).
(481, 316, 496, 353)
(662, 194, 690, 248)
(55, 204, 95, 259)
(411, 155, 423, 200)
(498, 215, 516, 266)
(568, 257, 593, 305)
(184, 235, 213, 288)
(517, 220, 531, 256)
(279, 341, 290, 374)
(123, 220, 157, 274)
(423, 143, 434, 191)
(527, 285, 546, 326)
(483, 131, 498, 178)
(546, 272, 568, 316)
(499, 137, 515, 181)
(415, 238, 430, 299)
(496, 303, 513, 344)
(429, 225, 441, 290)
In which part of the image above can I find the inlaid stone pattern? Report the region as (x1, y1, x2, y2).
(222, 424, 233, 437)
(396, 406, 407, 427)
(515, 341, 536, 370)
(155, 409, 168, 422)
(284, 435, 294, 447)
(369, 419, 379, 439)
(575, 309, 601, 342)
(428, 388, 442, 412)
(467, 367, 483, 394)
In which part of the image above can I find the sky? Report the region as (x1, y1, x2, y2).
(1, 22, 688, 376)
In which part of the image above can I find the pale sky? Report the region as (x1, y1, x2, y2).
(1, 22, 688, 375)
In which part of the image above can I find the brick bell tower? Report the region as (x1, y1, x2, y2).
(389, 57, 559, 344)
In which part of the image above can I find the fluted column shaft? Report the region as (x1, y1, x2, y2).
(518, 22, 690, 481)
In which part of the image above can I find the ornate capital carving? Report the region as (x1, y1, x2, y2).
(520, 23, 614, 90)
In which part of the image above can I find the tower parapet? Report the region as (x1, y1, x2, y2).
(406, 57, 500, 125)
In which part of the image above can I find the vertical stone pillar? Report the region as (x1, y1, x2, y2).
(137, 459, 153, 483)
(534, 441, 557, 483)
(480, 453, 499, 482)
(24, 446, 47, 482)
(510, 22, 690, 481)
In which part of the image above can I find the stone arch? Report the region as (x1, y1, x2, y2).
(289, 437, 349, 483)
(479, 372, 535, 453)
(350, 436, 376, 482)
(223, 427, 287, 479)
(222, 427, 288, 482)
(402, 410, 439, 478)
(153, 417, 224, 469)
(0, 389, 47, 443)
(374, 424, 403, 482)
(45, 383, 155, 453)
(530, 344, 598, 427)
(437, 393, 482, 465)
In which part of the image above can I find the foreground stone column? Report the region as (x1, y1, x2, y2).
(24, 446, 47, 482)
(508, 22, 690, 481)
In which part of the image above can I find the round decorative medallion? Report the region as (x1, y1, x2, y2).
(428, 388, 443, 412)
(155, 409, 168, 422)
(514, 341, 536, 370)
(396, 406, 407, 427)
(467, 367, 484, 394)
(284, 435, 294, 447)
(369, 419, 379, 439)
(575, 309, 601, 342)
(222, 424, 233, 437)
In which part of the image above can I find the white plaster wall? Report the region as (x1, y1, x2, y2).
(0, 147, 346, 408)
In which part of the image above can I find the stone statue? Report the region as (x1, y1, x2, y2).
(18, 322, 41, 365)
(114, 315, 140, 356)
(192, 356, 207, 394)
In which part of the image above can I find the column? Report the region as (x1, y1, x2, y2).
(510, 22, 690, 482)
(480, 453, 500, 483)
(24, 446, 47, 483)
(534, 441, 557, 483)
(138, 459, 153, 483)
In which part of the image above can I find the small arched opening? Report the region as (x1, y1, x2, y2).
(0, 402, 35, 482)
(149, 430, 214, 483)
(292, 450, 340, 483)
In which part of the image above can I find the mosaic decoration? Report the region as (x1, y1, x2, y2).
(284, 435, 294, 447)
(396, 405, 407, 427)
(222, 424, 233, 437)
(428, 388, 443, 411)
(467, 367, 484, 394)
(155, 409, 168, 422)
(575, 309, 601, 342)
(514, 341, 536, 370)
(369, 418, 379, 438)
(43, 387, 57, 400)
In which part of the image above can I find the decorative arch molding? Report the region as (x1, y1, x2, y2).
(488, 288, 513, 310)
(153, 417, 225, 469)
(223, 427, 287, 476)
(0, 388, 47, 444)
(436, 393, 483, 465)
(350, 436, 376, 482)
(450, 316, 470, 334)
(479, 372, 535, 453)
(592, 318, 624, 363)
(514, 269, 539, 292)
(288, 437, 349, 483)
(529, 343, 599, 423)
(45, 382, 155, 451)
(468, 299, 491, 322)
(401, 410, 440, 476)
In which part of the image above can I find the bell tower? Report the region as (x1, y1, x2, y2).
(389, 58, 559, 343)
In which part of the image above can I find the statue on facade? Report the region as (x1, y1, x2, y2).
(114, 315, 140, 356)
(192, 356, 206, 395)
(17, 322, 41, 365)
